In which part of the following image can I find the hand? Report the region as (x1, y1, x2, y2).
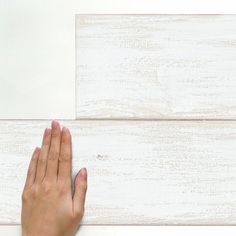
(21, 120, 87, 236)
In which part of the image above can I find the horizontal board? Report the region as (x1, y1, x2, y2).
(0, 120, 236, 225)
(2, 226, 236, 236)
(76, 15, 236, 119)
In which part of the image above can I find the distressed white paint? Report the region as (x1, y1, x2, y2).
(2, 225, 236, 236)
(1, 8, 235, 119)
(76, 15, 236, 119)
(1, 9, 236, 235)
(1, 4, 235, 120)
(0, 120, 236, 225)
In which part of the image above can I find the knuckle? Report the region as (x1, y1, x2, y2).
(74, 208, 84, 219)
(62, 137, 70, 145)
(81, 182, 87, 192)
(51, 130, 59, 138)
(48, 150, 59, 161)
(59, 153, 70, 162)
(38, 157, 47, 165)
(31, 185, 40, 198)
(43, 138, 51, 146)
(61, 136, 66, 143)
(41, 180, 52, 194)
(22, 185, 39, 201)
(32, 154, 38, 161)
(22, 191, 29, 202)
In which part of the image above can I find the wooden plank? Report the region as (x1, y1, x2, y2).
(76, 15, 236, 119)
(2, 225, 236, 236)
(1, 120, 236, 225)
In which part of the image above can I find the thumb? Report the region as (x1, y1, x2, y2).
(73, 168, 88, 219)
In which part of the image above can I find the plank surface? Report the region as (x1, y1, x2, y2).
(0, 120, 236, 225)
(76, 15, 236, 119)
(2, 225, 236, 236)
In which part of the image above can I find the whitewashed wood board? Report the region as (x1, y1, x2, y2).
(0, 120, 236, 225)
(76, 15, 236, 119)
(2, 225, 236, 236)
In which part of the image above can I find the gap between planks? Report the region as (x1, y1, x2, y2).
(1, 118, 236, 121)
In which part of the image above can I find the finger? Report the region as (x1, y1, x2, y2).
(35, 128, 51, 183)
(73, 168, 87, 218)
(24, 147, 40, 189)
(45, 120, 61, 182)
(58, 127, 72, 184)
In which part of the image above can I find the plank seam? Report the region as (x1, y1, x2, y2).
(1, 118, 236, 121)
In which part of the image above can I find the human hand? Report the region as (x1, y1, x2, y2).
(21, 120, 87, 236)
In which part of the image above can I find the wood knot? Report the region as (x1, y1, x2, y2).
(96, 154, 108, 161)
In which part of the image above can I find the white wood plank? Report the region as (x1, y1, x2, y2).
(0, 1, 75, 119)
(76, 15, 236, 119)
(2, 225, 236, 236)
(1, 120, 236, 225)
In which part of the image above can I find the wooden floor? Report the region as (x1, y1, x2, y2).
(1, 14, 236, 235)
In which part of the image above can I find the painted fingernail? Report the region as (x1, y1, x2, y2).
(79, 168, 87, 181)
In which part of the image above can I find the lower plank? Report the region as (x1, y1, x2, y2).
(0, 121, 236, 225)
(1, 225, 236, 236)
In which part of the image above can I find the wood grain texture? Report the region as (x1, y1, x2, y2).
(76, 15, 236, 119)
(0, 120, 236, 225)
(2, 225, 236, 236)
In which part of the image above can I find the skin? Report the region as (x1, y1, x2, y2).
(21, 120, 87, 236)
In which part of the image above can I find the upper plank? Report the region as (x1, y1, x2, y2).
(76, 15, 236, 119)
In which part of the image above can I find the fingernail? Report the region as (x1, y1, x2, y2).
(34, 147, 40, 153)
(62, 126, 68, 133)
(51, 120, 59, 129)
(44, 128, 51, 136)
(79, 168, 87, 181)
